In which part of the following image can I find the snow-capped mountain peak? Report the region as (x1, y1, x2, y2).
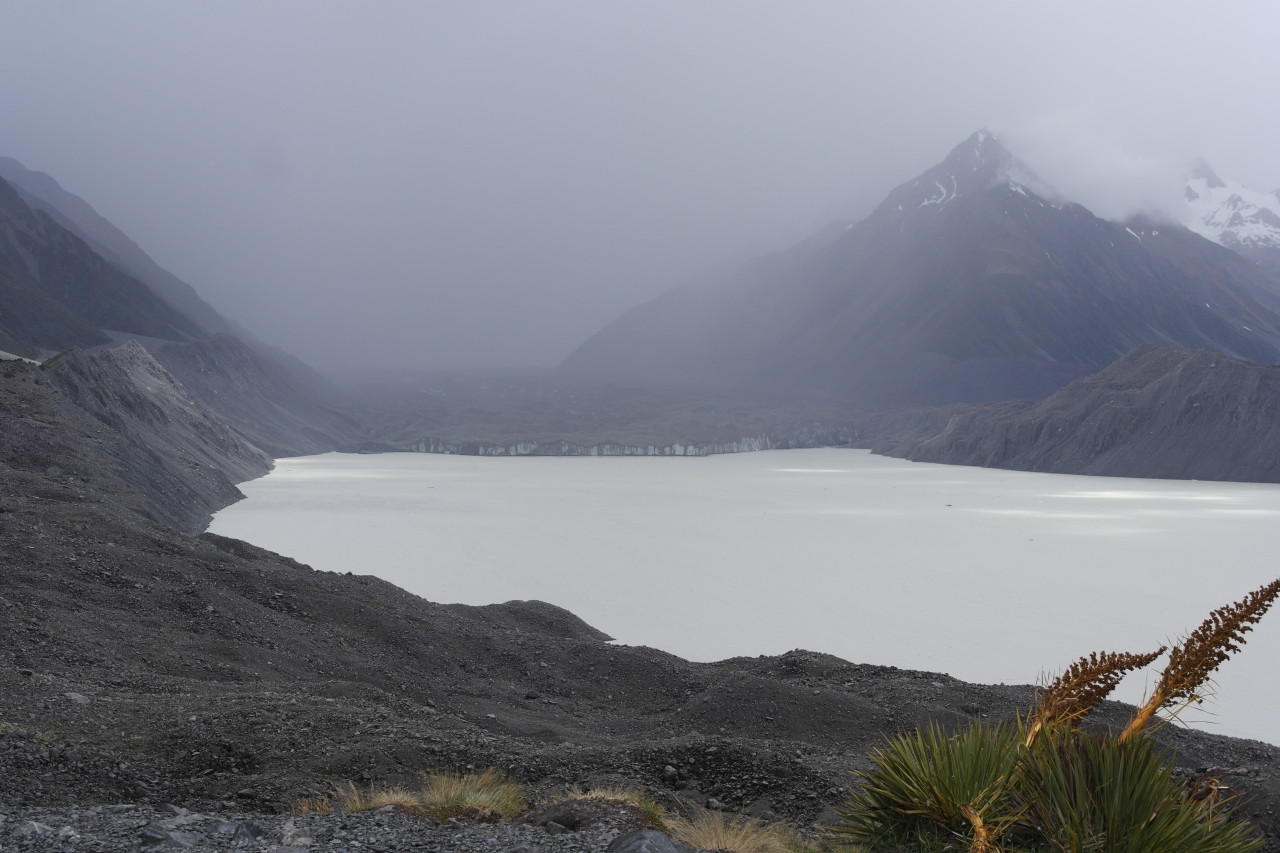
(1184, 160, 1280, 253)
(871, 129, 1055, 217)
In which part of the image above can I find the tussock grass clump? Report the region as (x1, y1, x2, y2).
(292, 782, 420, 814)
(294, 770, 523, 820)
(558, 785, 668, 829)
(334, 781, 421, 813)
(293, 793, 332, 814)
(666, 808, 810, 853)
(420, 768, 525, 823)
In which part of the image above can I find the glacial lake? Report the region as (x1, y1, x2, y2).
(209, 448, 1280, 745)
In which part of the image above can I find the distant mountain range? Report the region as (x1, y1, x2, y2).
(565, 130, 1280, 406)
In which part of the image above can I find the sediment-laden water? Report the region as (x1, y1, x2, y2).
(210, 448, 1280, 744)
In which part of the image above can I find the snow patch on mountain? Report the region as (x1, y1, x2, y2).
(881, 129, 1059, 217)
(1184, 159, 1280, 252)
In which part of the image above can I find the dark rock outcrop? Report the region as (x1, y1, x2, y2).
(878, 345, 1280, 482)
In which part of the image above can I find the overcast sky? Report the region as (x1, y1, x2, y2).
(1, 1, 1277, 372)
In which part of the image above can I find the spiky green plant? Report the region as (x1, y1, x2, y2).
(829, 721, 1025, 852)
(1020, 730, 1261, 853)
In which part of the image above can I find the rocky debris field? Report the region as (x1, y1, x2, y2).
(1, 801, 682, 853)
(5, 356, 1280, 850)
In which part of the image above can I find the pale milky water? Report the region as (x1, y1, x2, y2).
(209, 448, 1280, 745)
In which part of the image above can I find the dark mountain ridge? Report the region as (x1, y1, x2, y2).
(875, 344, 1280, 482)
(0, 176, 205, 353)
(0, 156, 233, 339)
(565, 131, 1280, 406)
(0, 157, 349, 433)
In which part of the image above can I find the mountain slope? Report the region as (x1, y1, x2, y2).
(0, 156, 234, 337)
(0, 176, 206, 352)
(40, 341, 272, 531)
(566, 131, 1280, 405)
(151, 334, 364, 456)
(0, 247, 109, 356)
(877, 345, 1280, 482)
(0, 156, 347, 404)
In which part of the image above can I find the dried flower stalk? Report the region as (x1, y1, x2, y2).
(1025, 648, 1165, 746)
(1118, 578, 1280, 743)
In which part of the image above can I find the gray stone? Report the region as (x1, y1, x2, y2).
(15, 820, 54, 837)
(279, 818, 314, 846)
(232, 820, 265, 843)
(606, 829, 694, 853)
(141, 824, 198, 847)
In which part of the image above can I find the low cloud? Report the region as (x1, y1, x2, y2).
(995, 112, 1193, 225)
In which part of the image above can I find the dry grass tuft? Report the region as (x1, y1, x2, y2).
(293, 793, 332, 814)
(1119, 578, 1280, 743)
(293, 782, 420, 814)
(1025, 647, 1165, 744)
(334, 781, 421, 812)
(420, 768, 525, 823)
(558, 785, 667, 829)
(667, 808, 808, 853)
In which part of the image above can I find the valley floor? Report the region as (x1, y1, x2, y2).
(5, 355, 1280, 851)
